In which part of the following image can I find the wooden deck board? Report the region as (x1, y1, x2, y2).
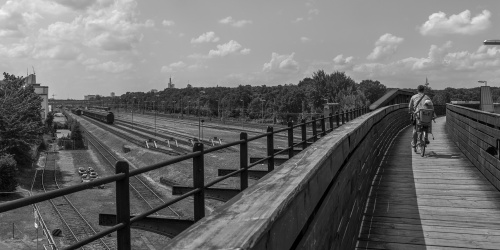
(357, 116, 500, 249)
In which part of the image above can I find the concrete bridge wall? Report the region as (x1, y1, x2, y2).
(166, 104, 411, 249)
(446, 104, 500, 190)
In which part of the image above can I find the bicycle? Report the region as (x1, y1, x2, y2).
(414, 109, 435, 157)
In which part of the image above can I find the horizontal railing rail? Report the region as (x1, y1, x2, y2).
(446, 104, 500, 190)
(1, 107, 371, 250)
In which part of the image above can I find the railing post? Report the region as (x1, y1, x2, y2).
(341, 110, 345, 124)
(345, 110, 349, 122)
(240, 133, 248, 190)
(312, 117, 317, 141)
(336, 111, 340, 127)
(116, 161, 131, 250)
(287, 122, 294, 159)
(329, 113, 334, 132)
(266, 127, 274, 171)
(301, 119, 307, 150)
(321, 115, 326, 136)
(497, 139, 500, 160)
(193, 143, 205, 221)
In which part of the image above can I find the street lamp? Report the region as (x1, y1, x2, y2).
(198, 118, 205, 141)
(132, 97, 136, 131)
(478, 81, 487, 86)
(261, 99, 266, 124)
(240, 99, 244, 129)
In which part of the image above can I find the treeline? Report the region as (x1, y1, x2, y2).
(102, 70, 387, 122)
(404, 86, 500, 105)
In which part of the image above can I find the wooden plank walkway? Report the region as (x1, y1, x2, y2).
(357, 116, 500, 249)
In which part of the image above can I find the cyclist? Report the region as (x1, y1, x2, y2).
(409, 85, 431, 149)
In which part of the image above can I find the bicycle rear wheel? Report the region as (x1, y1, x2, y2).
(420, 131, 426, 157)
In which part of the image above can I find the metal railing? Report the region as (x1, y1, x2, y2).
(0, 107, 369, 250)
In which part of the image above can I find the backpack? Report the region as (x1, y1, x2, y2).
(417, 109, 433, 126)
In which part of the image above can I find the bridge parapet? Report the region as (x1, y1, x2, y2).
(166, 104, 410, 249)
(446, 104, 500, 190)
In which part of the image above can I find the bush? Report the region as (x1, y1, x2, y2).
(0, 154, 18, 193)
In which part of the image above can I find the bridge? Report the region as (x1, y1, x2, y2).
(2, 90, 500, 249)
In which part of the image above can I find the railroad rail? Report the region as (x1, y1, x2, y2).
(77, 113, 182, 156)
(38, 150, 114, 250)
(81, 123, 181, 218)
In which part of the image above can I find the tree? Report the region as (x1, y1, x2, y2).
(0, 73, 45, 168)
(359, 80, 387, 104)
(0, 154, 17, 192)
(46, 111, 54, 131)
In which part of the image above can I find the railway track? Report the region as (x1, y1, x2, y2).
(81, 125, 182, 218)
(79, 114, 184, 156)
(36, 150, 115, 250)
(118, 113, 307, 141)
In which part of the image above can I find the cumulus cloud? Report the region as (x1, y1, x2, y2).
(219, 16, 252, 27)
(300, 37, 310, 43)
(53, 0, 97, 10)
(83, 58, 133, 73)
(367, 33, 404, 61)
(162, 19, 175, 27)
(0, 0, 67, 38)
(191, 31, 220, 44)
(332, 54, 355, 71)
(161, 61, 187, 73)
(308, 9, 319, 15)
(34, 44, 81, 60)
(263, 52, 299, 73)
(0, 42, 33, 58)
(419, 10, 491, 36)
(208, 40, 250, 58)
(144, 19, 155, 28)
(340, 41, 500, 84)
(81, 0, 146, 51)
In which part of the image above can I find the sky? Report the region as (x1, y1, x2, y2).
(1, 0, 500, 99)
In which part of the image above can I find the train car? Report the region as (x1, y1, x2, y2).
(71, 109, 82, 116)
(82, 110, 114, 124)
(90, 106, 111, 111)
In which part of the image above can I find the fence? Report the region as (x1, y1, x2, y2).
(0, 107, 370, 249)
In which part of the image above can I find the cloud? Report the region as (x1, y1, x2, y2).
(292, 17, 304, 23)
(336, 42, 500, 82)
(0, 42, 33, 58)
(300, 37, 310, 43)
(144, 19, 155, 28)
(308, 9, 319, 15)
(82, 0, 146, 51)
(161, 61, 187, 73)
(208, 40, 250, 58)
(419, 10, 491, 36)
(332, 54, 355, 71)
(162, 19, 175, 27)
(367, 33, 404, 61)
(53, 0, 97, 10)
(263, 52, 299, 73)
(219, 16, 252, 27)
(191, 31, 220, 44)
(34, 44, 81, 60)
(83, 58, 133, 73)
(0, 0, 67, 38)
